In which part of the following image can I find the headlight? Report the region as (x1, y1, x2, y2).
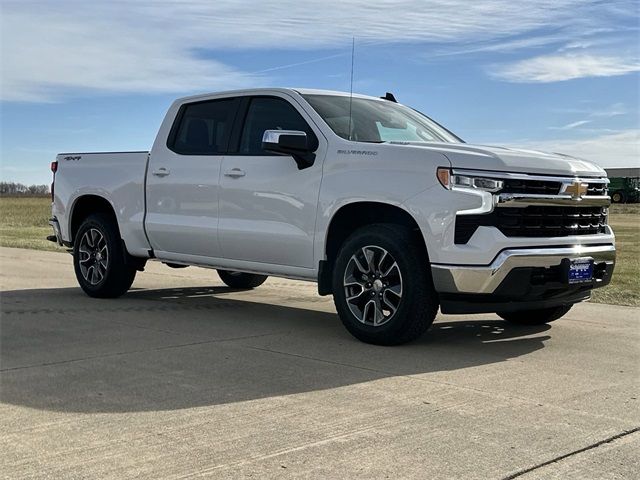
(436, 167, 504, 192)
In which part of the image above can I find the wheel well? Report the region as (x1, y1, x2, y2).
(70, 195, 117, 242)
(319, 202, 427, 295)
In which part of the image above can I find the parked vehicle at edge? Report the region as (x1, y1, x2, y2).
(608, 176, 640, 203)
(49, 88, 616, 345)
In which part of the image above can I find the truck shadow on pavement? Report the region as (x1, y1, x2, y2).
(1, 286, 551, 414)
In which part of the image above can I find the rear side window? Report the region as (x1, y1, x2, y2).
(239, 97, 316, 155)
(169, 98, 237, 155)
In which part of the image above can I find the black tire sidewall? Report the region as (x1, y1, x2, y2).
(332, 224, 437, 345)
(73, 214, 135, 298)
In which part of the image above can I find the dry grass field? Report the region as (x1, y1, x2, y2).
(590, 203, 639, 306)
(0, 197, 64, 252)
(0, 196, 638, 306)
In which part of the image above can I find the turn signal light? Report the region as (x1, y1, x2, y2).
(436, 167, 451, 189)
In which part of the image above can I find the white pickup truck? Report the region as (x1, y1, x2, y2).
(49, 88, 615, 345)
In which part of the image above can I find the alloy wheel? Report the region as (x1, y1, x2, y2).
(343, 245, 403, 326)
(78, 228, 109, 285)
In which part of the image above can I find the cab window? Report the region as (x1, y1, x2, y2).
(239, 97, 316, 155)
(169, 98, 238, 155)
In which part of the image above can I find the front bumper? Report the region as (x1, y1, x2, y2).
(432, 244, 615, 295)
(432, 244, 615, 314)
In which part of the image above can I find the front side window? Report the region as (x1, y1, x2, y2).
(302, 94, 461, 144)
(170, 98, 237, 155)
(239, 97, 316, 155)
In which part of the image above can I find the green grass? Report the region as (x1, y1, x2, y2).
(0, 197, 64, 252)
(1, 197, 638, 306)
(591, 204, 640, 307)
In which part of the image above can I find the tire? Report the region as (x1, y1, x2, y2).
(611, 191, 625, 203)
(332, 224, 438, 345)
(73, 213, 136, 298)
(217, 270, 268, 289)
(498, 305, 572, 325)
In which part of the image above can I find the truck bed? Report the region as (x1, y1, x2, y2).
(53, 151, 151, 256)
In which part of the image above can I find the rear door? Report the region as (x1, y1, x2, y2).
(145, 97, 239, 258)
(218, 94, 326, 268)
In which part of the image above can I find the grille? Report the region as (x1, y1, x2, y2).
(455, 206, 608, 244)
(586, 182, 608, 196)
(501, 178, 561, 195)
(499, 179, 608, 196)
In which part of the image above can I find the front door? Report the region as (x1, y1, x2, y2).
(218, 95, 325, 268)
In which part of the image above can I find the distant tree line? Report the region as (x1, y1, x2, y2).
(0, 182, 50, 197)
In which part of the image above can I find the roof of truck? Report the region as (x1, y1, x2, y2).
(174, 88, 386, 104)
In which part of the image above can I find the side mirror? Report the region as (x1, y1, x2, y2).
(262, 130, 316, 170)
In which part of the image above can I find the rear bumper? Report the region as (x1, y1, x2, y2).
(432, 244, 615, 314)
(47, 217, 65, 246)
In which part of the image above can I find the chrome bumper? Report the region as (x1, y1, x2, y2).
(432, 244, 616, 294)
(495, 193, 610, 207)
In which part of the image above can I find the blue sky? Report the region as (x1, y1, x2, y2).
(1, 0, 638, 185)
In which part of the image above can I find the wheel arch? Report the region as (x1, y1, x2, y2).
(318, 201, 428, 295)
(69, 194, 146, 270)
(69, 194, 120, 244)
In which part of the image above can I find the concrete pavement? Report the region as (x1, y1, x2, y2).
(0, 246, 638, 479)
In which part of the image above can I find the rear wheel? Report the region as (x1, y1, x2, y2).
(498, 305, 572, 325)
(611, 191, 625, 203)
(73, 214, 136, 298)
(217, 270, 268, 289)
(332, 224, 438, 345)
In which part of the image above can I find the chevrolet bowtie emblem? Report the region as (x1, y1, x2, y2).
(563, 181, 588, 199)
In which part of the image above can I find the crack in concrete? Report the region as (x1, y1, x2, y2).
(501, 426, 640, 479)
(0, 302, 246, 315)
(0, 332, 283, 372)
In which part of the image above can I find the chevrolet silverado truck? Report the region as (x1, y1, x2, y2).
(49, 88, 615, 345)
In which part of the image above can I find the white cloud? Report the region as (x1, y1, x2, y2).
(492, 53, 640, 83)
(590, 102, 628, 118)
(553, 120, 592, 130)
(551, 102, 629, 119)
(0, 0, 610, 101)
(432, 35, 566, 58)
(0, 9, 264, 102)
(505, 130, 640, 168)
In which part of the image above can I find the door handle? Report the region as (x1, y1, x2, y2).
(152, 167, 170, 177)
(224, 168, 246, 178)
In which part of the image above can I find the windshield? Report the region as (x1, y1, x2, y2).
(302, 94, 462, 144)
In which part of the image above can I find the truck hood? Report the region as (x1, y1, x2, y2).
(393, 142, 606, 177)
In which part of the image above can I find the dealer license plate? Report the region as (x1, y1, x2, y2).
(567, 258, 594, 284)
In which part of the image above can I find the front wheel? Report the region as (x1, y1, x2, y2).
(332, 224, 438, 345)
(73, 213, 137, 298)
(217, 270, 268, 289)
(498, 305, 572, 325)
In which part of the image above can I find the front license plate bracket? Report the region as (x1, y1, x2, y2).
(561, 257, 594, 284)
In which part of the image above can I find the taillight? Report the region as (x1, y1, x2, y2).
(51, 161, 57, 202)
